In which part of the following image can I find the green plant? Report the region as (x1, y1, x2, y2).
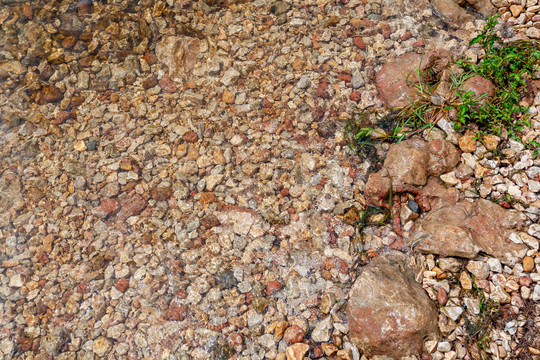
(345, 15, 540, 158)
(452, 14, 540, 144)
(462, 275, 501, 359)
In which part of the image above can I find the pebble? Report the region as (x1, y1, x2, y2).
(285, 343, 309, 360)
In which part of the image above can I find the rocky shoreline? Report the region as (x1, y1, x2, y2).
(0, 0, 539, 359)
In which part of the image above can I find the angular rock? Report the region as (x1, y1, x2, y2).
(347, 251, 440, 358)
(365, 138, 460, 205)
(376, 49, 453, 108)
(408, 185, 528, 264)
(155, 36, 200, 82)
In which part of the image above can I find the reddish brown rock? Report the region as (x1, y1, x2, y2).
(364, 137, 459, 205)
(52, 111, 72, 125)
(155, 36, 200, 82)
(349, 90, 361, 102)
(353, 37, 366, 50)
(142, 77, 158, 89)
(408, 187, 528, 265)
(151, 187, 173, 201)
(266, 280, 283, 295)
(40, 85, 63, 103)
(159, 76, 177, 92)
(376, 49, 453, 108)
(283, 325, 304, 343)
(164, 301, 188, 321)
(460, 75, 495, 103)
(117, 194, 147, 219)
(183, 131, 198, 143)
(115, 278, 129, 292)
(347, 251, 439, 358)
(100, 198, 120, 215)
(143, 51, 158, 65)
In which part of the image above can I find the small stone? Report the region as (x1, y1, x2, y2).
(322, 343, 338, 356)
(183, 132, 198, 143)
(283, 325, 304, 343)
(440, 172, 459, 186)
(523, 256, 535, 272)
(459, 133, 476, 153)
(266, 280, 283, 295)
(222, 90, 235, 104)
(115, 278, 129, 292)
(466, 261, 490, 280)
(482, 135, 499, 151)
(311, 317, 333, 342)
(74, 140, 87, 152)
(93, 336, 112, 357)
(510, 4, 523, 16)
(442, 306, 463, 321)
(100, 198, 120, 215)
(353, 37, 366, 49)
(459, 271, 472, 290)
(9, 274, 23, 288)
(286, 343, 309, 360)
(437, 342, 451, 352)
(297, 75, 311, 89)
(221, 67, 240, 86)
(437, 287, 448, 305)
(319, 292, 336, 314)
(274, 321, 289, 341)
(490, 286, 511, 304)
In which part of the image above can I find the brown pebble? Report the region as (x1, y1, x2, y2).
(283, 325, 304, 343)
(183, 131, 199, 143)
(349, 90, 361, 102)
(200, 192, 217, 204)
(143, 51, 157, 65)
(115, 278, 129, 292)
(266, 280, 283, 295)
(222, 90, 236, 104)
(353, 37, 366, 50)
(523, 256, 535, 272)
(40, 85, 62, 103)
(437, 287, 448, 305)
(100, 198, 120, 215)
(159, 76, 177, 93)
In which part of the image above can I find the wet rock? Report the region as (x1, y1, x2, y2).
(117, 194, 147, 219)
(93, 336, 112, 357)
(40, 85, 63, 103)
(365, 138, 459, 205)
(408, 191, 528, 264)
(431, 0, 495, 25)
(286, 343, 309, 360)
(376, 52, 422, 108)
(460, 75, 495, 103)
(155, 36, 200, 82)
(311, 317, 333, 343)
(284, 325, 304, 343)
(347, 251, 439, 358)
(0, 60, 26, 77)
(376, 50, 453, 108)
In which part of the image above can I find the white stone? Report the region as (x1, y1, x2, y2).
(311, 316, 333, 342)
(442, 306, 463, 321)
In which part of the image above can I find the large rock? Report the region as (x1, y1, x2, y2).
(460, 75, 496, 103)
(364, 137, 460, 205)
(155, 36, 200, 83)
(431, 0, 496, 26)
(376, 50, 453, 108)
(347, 251, 440, 358)
(408, 181, 528, 265)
